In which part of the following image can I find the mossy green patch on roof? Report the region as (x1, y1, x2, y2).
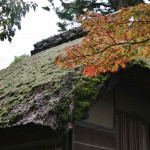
(131, 59, 150, 69)
(0, 38, 83, 128)
(0, 38, 82, 96)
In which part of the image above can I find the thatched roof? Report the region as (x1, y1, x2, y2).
(0, 32, 150, 133)
(0, 38, 84, 131)
(31, 27, 87, 55)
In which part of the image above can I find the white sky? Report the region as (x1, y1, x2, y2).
(0, 0, 149, 70)
(0, 0, 60, 70)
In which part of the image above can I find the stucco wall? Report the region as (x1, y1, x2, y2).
(85, 90, 114, 129)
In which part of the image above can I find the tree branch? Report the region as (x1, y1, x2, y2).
(68, 38, 150, 59)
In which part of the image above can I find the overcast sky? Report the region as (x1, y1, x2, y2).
(0, 0, 60, 70)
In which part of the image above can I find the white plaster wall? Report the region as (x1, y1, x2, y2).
(85, 90, 114, 129)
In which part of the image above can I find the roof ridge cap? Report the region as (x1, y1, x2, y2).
(30, 27, 87, 55)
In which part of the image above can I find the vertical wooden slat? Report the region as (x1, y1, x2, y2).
(116, 111, 150, 150)
(73, 125, 116, 150)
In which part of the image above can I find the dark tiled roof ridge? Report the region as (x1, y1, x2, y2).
(31, 27, 87, 55)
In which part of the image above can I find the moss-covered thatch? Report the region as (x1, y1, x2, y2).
(0, 37, 150, 132)
(0, 38, 107, 132)
(0, 38, 83, 130)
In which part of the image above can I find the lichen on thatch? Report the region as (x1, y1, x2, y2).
(0, 38, 107, 132)
(0, 38, 82, 129)
(0, 36, 150, 132)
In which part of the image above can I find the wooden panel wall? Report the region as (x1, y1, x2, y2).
(72, 125, 116, 150)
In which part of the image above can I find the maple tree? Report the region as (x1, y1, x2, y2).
(54, 4, 150, 77)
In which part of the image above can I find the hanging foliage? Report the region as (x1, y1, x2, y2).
(54, 4, 150, 77)
(0, 0, 37, 42)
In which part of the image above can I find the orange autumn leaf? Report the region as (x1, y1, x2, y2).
(54, 4, 150, 77)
